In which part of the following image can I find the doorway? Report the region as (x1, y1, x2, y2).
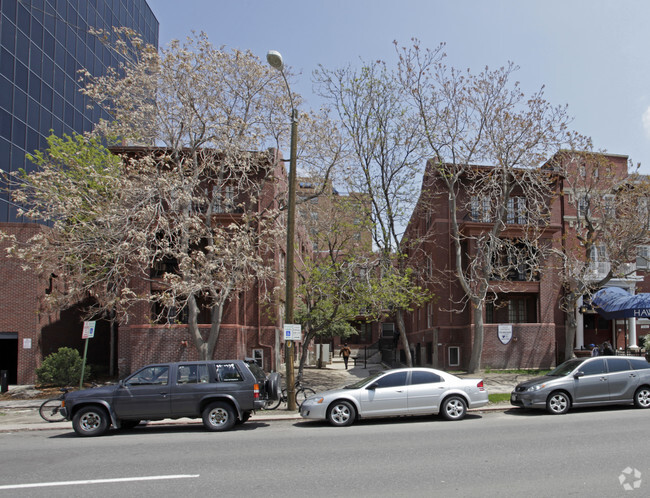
(0, 333, 18, 384)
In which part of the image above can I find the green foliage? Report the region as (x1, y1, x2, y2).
(35, 347, 89, 387)
(640, 334, 650, 351)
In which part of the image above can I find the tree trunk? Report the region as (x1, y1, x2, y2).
(297, 329, 316, 381)
(467, 303, 484, 373)
(396, 309, 412, 367)
(108, 310, 116, 377)
(564, 299, 578, 362)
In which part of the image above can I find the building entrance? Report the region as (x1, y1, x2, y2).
(0, 333, 18, 384)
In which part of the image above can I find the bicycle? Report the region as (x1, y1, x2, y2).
(263, 380, 316, 410)
(38, 388, 70, 422)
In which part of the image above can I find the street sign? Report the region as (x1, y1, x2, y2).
(82, 321, 96, 339)
(284, 323, 302, 341)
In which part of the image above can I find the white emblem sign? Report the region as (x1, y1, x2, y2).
(498, 324, 513, 345)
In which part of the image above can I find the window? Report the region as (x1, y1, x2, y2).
(507, 197, 526, 224)
(252, 349, 264, 369)
(580, 358, 606, 376)
(177, 364, 209, 384)
(212, 185, 235, 213)
(448, 347, 460, 367)
(470, 196, 491, 222)
(382, 323, 395, 338)
(374, 371, 408, 388)
(577, 194, 590, 218)
(508, 298, 527, 323)
(630, 358, 650, 370)
(410, 370, 441, 385)
(637, 246, 650, 270)
(606, 358, 630, 373)
(216, 363, 243, 382)
(127, 366, 169, 386)
(427, 302, 434, 328)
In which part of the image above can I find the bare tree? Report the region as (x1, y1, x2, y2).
(397, 40, 584, 372)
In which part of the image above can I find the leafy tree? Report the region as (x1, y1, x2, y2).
(314, 59, 431, 367)
(3, 31, 295, 361)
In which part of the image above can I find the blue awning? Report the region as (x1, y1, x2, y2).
(592, 287, 650, 319)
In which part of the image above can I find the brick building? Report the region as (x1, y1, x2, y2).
(402, 151, 650, 371)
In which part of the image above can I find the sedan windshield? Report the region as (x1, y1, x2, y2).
(547, 358, 585, 377)
(345, 372, 384, 389)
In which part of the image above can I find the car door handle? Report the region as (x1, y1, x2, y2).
(600, 377, 607, 382)
(630, 373, 637, 378)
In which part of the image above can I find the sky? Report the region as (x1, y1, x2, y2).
(147, 0, 650, 173)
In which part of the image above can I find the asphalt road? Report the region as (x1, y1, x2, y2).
(1, 406, 649, 497)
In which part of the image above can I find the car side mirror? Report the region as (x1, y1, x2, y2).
(574, 371, 584, 379)
(367, 382, 378, 390)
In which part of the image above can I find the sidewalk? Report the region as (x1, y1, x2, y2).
(0, 360, 539, 433)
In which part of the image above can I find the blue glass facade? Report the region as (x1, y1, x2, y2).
(0, 0, 159, 222)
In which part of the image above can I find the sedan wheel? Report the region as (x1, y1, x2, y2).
(546, 391, 570, 415)
(202, 401, 236, 432)
(441, 396, 467, 421)
(634, 387, 650, 408)
(327, 400, 356, 427)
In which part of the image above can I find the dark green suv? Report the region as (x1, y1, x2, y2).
(61, 360, 281, 436)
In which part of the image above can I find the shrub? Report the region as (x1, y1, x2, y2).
(36, 347, 90, 386)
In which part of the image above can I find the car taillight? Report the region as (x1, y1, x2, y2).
(254, 383, 260, 399)
(477, 380, 485, 391)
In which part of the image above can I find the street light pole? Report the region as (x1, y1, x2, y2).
(267, 50, 298, 411)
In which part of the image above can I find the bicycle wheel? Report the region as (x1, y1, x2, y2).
(296, 387, 316, 407)
(39, 398, 65, 422)
(263, 387, 286, 410)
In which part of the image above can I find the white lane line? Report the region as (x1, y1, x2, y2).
(0, 474, 200, 490)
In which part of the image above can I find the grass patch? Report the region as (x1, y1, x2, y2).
(488, 393, 512, 404)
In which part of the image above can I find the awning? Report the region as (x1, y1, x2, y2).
(591, 287, 650, 319)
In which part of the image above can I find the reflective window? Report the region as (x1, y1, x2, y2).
(375, 371, 408, 388)
(630, 358, 650, 370)
(580, 358, 607, 376)
(607, 358, 631, 373)
(177, 364, 209, 384)
(216, 363, 243, 382)
(127, 366, 169, 386)
(410, 370, 442, 385)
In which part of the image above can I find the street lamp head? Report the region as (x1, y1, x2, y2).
(266, 50, 284, 71)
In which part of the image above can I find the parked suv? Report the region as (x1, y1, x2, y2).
(61, 359, 281, 436)
(511, 356, 650, 414)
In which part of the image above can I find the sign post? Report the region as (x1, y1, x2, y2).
(80, 321, 96, 389)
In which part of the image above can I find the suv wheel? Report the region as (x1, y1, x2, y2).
(546, 391, 570, 414)
(72, 406, 110, 437)
(202, 401, 236, 431)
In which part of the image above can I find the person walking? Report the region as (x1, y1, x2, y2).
(339, 343, 351, 369)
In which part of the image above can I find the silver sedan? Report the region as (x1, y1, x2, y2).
(300, 367, 488, 427)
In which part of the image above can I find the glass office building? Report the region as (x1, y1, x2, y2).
(0, 0, 159, 222)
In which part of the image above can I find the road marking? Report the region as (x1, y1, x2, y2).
(0, 474, 200, 490)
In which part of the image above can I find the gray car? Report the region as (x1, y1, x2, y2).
(511, 356, 650, 415)
(300, 367, 488, 426)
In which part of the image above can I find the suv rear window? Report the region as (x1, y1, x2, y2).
(630, 358, 650, 370)
(216, 363, 243, 382)
(246, 362, 267, 382)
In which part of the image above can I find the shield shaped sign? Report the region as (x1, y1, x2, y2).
(498, 324, 513, 345)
